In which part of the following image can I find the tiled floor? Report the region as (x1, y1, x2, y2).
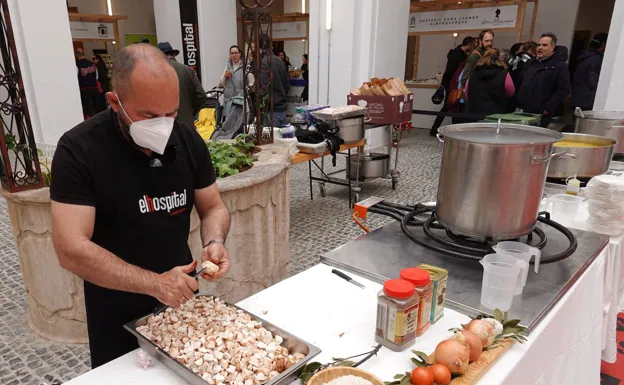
(0, 129, 442, 384)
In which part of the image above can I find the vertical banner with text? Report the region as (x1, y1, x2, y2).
(178, 0, 201, 81)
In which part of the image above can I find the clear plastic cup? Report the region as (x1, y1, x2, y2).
(480, 253, 520, 312)
(492, 241, 541, 295)
(547, 194, 583, 224)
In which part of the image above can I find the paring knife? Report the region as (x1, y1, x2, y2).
(332, 269, 365, 289)
(153, 265, 207, 315)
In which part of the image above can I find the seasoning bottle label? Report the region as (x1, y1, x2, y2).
(417, 292, 433, 333)
(432, 275, 448, 322)
(376, 302, 418, 344)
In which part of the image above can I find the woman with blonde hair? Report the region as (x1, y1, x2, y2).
(465, 48, 515, 115)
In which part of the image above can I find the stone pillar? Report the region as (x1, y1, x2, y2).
(8, 0, 83, 146)
(2, 148, 291, 342)
(594, 0, 624, 111)
(153, 0, 237, 90)
(308, 0, 410, 106)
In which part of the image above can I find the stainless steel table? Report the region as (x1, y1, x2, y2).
(321, 221, 609, 333)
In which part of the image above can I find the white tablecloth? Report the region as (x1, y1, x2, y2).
(65, 258, 607, 385)
(561, 201, 624, 363)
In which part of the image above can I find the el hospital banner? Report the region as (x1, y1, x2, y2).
(179, 0, 202, 81)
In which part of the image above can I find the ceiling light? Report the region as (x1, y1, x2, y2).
(453, 33, 458, 37)
(326, 0, 332, 30)
(106, 0, 113, 15)
(302, 0, 306, 13)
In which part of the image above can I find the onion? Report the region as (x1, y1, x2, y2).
(482, 318, 504, 336)
(465, 319, 496, 348)
(457, 330, 483, 362)
(434, 339, 470, 375)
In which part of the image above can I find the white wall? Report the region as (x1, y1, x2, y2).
(115, 0, 157, 47)
(594, 0, 624, 110)
(154, 0, 237, 89)
(310, 0, 410, 106)
(153, 0, 183, 63)
(68, 0, 157, 55)
(197, 0, 237, 88)
(283, 0, 309, 69)
(10, 0, 83, 145)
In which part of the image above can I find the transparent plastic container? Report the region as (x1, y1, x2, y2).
(375, 279, 419, 352)
(492, 241, 541, 295)
(547, 194, 583, 224)
(480, 253, 520, 311)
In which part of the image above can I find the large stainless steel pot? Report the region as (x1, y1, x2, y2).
(349, 153, 390, 179)
(437, 123, 564, 239)
(575, 108, 624, 154)
(547, 133, 617, 178)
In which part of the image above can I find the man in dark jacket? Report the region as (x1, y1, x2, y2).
(430, 36, 475, 136)
(76, 48, 100, 118)
(260, 35, 290, 127)
(516, 33, 570, 127)
(157, 42, 207, 128)
(571, 33, 607, 111)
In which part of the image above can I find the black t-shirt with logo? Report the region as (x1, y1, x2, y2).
(50, 109, 216, 367)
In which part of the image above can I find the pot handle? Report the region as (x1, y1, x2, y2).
(530, 150, 576, 165)
(574, 107, 585, 119)
(436, 133, 444, 143)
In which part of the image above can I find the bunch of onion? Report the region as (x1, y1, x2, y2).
(464, 319, 499, 348)
(434, 335, 470, 375)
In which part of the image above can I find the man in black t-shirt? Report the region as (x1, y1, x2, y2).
(51, 44, 232, 368)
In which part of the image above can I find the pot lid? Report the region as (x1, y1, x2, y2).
(576, 110, 624, 120)
(439, 123, 563, 145)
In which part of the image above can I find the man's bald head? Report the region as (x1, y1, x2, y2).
(75, 48, 85, 59)
(111, 44, 177, 98)
(106, 44, 179, 128)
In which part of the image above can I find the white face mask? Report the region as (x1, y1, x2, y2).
(116, 95, 175, 155)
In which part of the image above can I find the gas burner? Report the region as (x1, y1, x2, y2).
(368, 202, 578, 264)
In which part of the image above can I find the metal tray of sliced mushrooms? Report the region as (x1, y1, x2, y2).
(124, 296, 321, 385)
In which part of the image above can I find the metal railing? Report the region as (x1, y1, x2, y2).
(0, 0, 44, 192)
(240, 0, 275, 145)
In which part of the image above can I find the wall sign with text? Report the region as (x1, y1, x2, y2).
(272, 21, 307, 40)
(70, 21, 114, 40)
(408, 5, 518, 33)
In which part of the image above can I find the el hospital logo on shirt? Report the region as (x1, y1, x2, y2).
(139, 189, 188, 216)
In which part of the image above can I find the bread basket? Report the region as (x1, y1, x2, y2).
(307, 367, 385, 385)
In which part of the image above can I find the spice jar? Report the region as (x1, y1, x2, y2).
(375, 279, 419, 351)
(400, 268, 433, 337)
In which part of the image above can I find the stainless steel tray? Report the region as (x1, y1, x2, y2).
(124, 298, 321, 385)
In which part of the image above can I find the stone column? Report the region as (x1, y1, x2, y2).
(2, 147, 291, 342)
